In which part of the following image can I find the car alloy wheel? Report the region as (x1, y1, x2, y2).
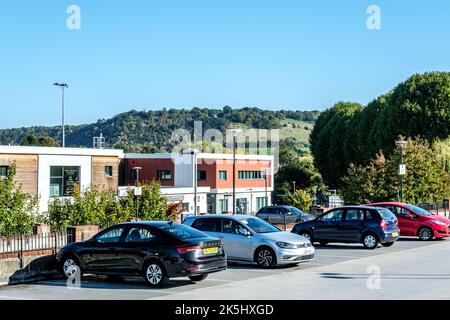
(257, 248, 275, 268)
(419, 227, 433, 241)
(62, 258, 79, 278)
(300, 232, 311, 241)
(146, 264, 163, 285)
(363, 234, 378, 249)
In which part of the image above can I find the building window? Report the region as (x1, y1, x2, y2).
(256, 197, 268, 210)
(50, 166, 80, 197)
(0, 166, 9, 179)
(105, 166, 113, 177)
(157, 170, 172, 181)
(218, 170, 227, 181)
(238, 170, 265, 180)
(180, 203, 189, 212)
(219, 199, 228, 213)
(197, 170, 207, 181)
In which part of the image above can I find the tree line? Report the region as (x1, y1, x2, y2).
(310, 71, 450, 203)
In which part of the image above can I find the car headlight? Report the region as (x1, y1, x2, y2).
(431, 220, 447, 226)
(276, 242, 297, 249)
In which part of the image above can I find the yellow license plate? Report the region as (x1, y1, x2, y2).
(203, 247, 219, 254)
(392, 232, 399, 237)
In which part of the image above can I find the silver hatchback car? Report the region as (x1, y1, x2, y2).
(184, 214, 315, 268)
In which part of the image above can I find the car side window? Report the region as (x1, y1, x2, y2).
(386, 206, 399, 216)
(222, 219, 244, 235)
(96, 226, 125, 243)
(320, 210, 344, 222)
(124, 227, 156, 243)
(192, 218, 220, 232)
(345, 209, 364, 221)
(365, 210, 375, 220)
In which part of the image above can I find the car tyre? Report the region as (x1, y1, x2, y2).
(143, 260, 169, 288)
(381, 241, 395, 247)
(362, 233, 379, 249)
(255, 247, 277, 269)
(189, 274, 208, 282)
(60, 255, 82, 279)
(299, 231, 313, 243)
(418, 227, 433, 241)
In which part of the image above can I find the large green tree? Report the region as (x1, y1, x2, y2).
(21, 134, 60, 147)
(0, 163, 41, 236)
(310, 102, 363, 188)
(342, 138, 450, 204)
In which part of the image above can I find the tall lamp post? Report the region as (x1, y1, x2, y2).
(292, 181, 296, 194)
(396, 140, 407, 202)
(133, 167, 142, 219)
(53, 83, 69, 148)
(190, 149, 200, 216)
(230, 129, 242, 215)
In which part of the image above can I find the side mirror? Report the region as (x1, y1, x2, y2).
(239, 227, 251, 236)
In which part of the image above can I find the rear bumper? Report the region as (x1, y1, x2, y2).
(170, 256, 227, 278)
(379, 228, 401, 243)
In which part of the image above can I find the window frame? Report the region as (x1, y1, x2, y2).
(157, 169, 172, 181)
(104, 166, 113, 178)
(218, 170, 227, 181)
(197, 170, 207, 181)
(50, 166, 80, 198)
(0, 165, 9, 179)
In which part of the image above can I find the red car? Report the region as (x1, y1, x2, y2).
(366, 202, 450, 241)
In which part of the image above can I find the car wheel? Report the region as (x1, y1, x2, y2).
(255, 247, 277, 268)
(189, 274, 208, 282)
(362, 234, 379, 249)
(299, 231, 313, 242)
(418, 227, 433, 241)
(381, 242, 395, 247)
(60, 255, 82, 279)
(143, 260, 169, 288)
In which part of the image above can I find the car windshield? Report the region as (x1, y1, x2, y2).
(405, 204, 433, 216)
(158, 224, 208, 240)
(239, 217, 279, 234)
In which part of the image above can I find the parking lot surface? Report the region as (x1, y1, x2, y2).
(0, 238, 448, 300)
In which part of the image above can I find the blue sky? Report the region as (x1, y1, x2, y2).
(0, 0, 449, 129)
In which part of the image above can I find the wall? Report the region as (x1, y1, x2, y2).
(92, 156, 119, 189)
(38, 154, 92, 213)
(126, 158, 175, 187)
(0, 154, 38, 195)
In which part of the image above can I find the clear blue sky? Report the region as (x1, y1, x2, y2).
(0, 0, 449, 129)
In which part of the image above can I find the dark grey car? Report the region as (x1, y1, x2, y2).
(256, 206, 314, 225)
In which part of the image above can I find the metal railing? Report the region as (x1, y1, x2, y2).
(0, 232, 74, 255)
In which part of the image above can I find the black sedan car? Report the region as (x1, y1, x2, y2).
(291, 206, 400, 249)
(56, 221, 227, 287)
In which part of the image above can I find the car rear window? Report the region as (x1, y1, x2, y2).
(158, 224, 208, 240)
(379, 209, 396, 220)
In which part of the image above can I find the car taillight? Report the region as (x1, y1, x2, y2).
(380, 220, 387, 230)
(176, 246, 201, 255)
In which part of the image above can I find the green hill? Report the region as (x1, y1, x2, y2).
(0, 107, 319, 153)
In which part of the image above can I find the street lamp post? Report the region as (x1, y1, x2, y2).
(292, 181, 296, 194)
(230, 129, 242, 215)
(396, 140, 407, 202)
(53, 83, 68, 148)
(133, 167, 142, 219)
(190, 149, 200, 216)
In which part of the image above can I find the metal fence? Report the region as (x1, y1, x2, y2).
(0, 232, 74, 255)
(418, 200, 450, 217)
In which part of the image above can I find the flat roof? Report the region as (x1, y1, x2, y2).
(125, 152, 274, 161)
(0, 145, 124, 157)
